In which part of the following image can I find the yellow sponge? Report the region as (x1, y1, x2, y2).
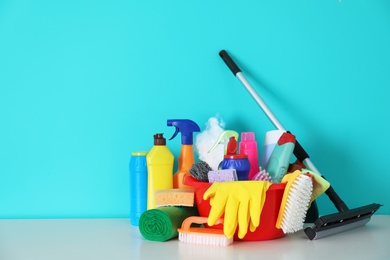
(155, 188, 195, 207)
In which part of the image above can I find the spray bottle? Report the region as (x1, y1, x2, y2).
(208, 130, 239, 155)
(167, 119, 201, 188)
(239, 132, 260, 180)
(146, 133, 174, 209)
(208, 130, 239, 170)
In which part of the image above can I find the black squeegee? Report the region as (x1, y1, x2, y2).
(304, 203, 381, 239)
(219, 49, 382, 240)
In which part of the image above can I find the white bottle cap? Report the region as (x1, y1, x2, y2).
(263, 130, 285, 145)
(261, 130, 285, 168)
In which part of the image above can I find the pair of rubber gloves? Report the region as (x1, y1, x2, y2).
(203, 180, 271, 239)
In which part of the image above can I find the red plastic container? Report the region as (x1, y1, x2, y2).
(184, 176, 286, 241)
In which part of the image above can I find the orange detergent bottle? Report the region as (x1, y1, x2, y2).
(167, 119, 200, 188)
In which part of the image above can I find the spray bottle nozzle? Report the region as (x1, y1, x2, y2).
(167, 119, 201, 144)
(226, 136, 238, 155)
(208, 130, 239, 154)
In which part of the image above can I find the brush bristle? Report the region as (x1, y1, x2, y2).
(252, 169, 272, 182)
(280, 174, 313, 233)
(178, 232, 233, 246)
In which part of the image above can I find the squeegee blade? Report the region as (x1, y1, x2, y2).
(304, 203, 382, 240)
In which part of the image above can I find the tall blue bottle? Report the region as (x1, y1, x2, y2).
(129, 151, 148, 226)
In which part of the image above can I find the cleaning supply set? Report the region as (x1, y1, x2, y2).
(219, 49, 382, 240)
(135, 115, 327, 244)
(132, 49, 379, 245)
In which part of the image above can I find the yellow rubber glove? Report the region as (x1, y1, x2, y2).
(203, 181, 271, 239)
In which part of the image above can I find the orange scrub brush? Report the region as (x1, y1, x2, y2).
(178, 216, 233, 246)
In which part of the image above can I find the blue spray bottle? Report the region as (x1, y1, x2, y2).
(167, 119, 201, 188)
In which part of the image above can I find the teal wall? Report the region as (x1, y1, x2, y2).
(1, 0, 389, 218)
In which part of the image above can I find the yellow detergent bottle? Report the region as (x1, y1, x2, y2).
(167, 119, 200, 188)
(146, 133, 174, 209)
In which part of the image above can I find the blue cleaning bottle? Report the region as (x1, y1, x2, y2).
(167, 119, 201, 188)
(129, 151, 148, 226)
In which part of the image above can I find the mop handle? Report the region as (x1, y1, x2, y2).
(219, 49, 349, 212)
(219, 50, 284, 131)
(219, 50, 310, 163)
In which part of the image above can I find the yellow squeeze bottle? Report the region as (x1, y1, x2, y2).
(146, 133, 174, 209)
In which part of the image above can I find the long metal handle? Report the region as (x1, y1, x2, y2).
(219, 50, 285, 131)
(219, 49, 349, 212)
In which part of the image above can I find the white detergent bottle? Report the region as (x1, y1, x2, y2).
(261, 130, 285, 169)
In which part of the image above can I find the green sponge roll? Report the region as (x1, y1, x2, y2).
(138, 206, 199, 242)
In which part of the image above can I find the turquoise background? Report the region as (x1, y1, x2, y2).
(1, 0, 389, 218)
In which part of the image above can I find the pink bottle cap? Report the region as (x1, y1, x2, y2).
(241, 132, 255, 141)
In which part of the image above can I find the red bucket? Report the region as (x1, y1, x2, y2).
(184, 176, 286, 241)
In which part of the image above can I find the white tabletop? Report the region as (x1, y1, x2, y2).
(0, 215, 389, 260)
